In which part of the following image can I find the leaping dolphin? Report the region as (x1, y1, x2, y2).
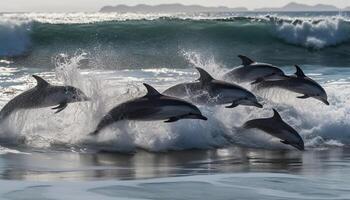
(243, 109, 305, 151)
(163, 67, 263, 108)
(0, 75, 90, 121)
(223, 55, 286, 84)
(256, 65, 329, 105)
(90, 83, 207, 136)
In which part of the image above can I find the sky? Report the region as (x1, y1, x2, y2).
(1, 0, 349, 12)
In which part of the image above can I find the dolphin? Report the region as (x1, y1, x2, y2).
(0, 75, 90, 121)
(90, 83, 207, 135)
(256, 65, 329, 105)
(163, 67, 263, 108)
(223, 55, 286, 84)
(243, 109, 305, 151)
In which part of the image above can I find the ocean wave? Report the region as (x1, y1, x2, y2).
(1, 14, 350, 68)
(0, 53, 349, 152)
(0, 19, 32, 57)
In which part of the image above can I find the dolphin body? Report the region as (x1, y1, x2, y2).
(90, 83, 207, 135)
(163, 67, 263, 108)
(256, 65, 329, 105)
(243, 109, 305, 151)
(223, 55, 286, 84)
(0, 75, 90, 121)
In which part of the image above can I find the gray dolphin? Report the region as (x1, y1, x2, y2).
(0, 75, 90, 121)
(223, 55, 286, 84)
(90, 83, 207, 135)
(163, 67, 263, 108)
(243, 109, 305, 151)
(256, 65, 329, 105)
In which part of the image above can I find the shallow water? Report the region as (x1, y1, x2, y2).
(0, 148, 349, 199)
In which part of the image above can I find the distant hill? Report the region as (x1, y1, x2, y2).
(344, 7, 350, 11)
(255, 2, 339, 12)
(100, 3, 248, 13)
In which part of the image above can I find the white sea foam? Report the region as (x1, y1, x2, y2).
(275, 17, 350, 49)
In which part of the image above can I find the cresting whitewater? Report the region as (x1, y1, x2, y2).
(0, 11, 349, 153)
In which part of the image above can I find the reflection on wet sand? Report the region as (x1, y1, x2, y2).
(0, 147, 348, 181)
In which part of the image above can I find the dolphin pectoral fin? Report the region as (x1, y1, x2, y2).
(226, 102, 238, 108)
(164, 117, 180, 123)
(52, 102, 68, 114)
(280, 140, 290, 145)
(297, 95, 310, 99)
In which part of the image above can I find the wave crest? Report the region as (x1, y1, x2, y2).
(274, 18, 350, 49)
(1, 14, 350, 68)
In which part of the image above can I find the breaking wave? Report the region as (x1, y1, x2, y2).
(1, 13, 350, 68)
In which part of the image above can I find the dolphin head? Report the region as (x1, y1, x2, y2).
(281, 128, 305, 151)
(290, 139, 305, 151)
(63, 86, 90, 103)
(183, 105, 208, 121)
(172, 100, 208, 121)
(311, 88, 329, 105)
(293, 65, 329, 106)
(298, 80, 329, 105)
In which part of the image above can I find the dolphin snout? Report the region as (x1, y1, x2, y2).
(287, 139, 304, 151)
(321, 98, 330, 106)
(198, 115, 208, 121)
(193, 114, 208, 121)
(313, 96, 330, 106)
(291, 142, 305, 151)
(254, 102, 263, 108)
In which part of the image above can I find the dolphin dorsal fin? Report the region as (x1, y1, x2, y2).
(238, 55, 255, 66)
(143, 83, 161, 97)
(294, 65, 306, 78)
(272, 109, 282, 120)
(32, 75, 49, 88)
(195, 67, 214, 83)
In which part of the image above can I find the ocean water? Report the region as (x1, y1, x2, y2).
(0, 11, 350, 199)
